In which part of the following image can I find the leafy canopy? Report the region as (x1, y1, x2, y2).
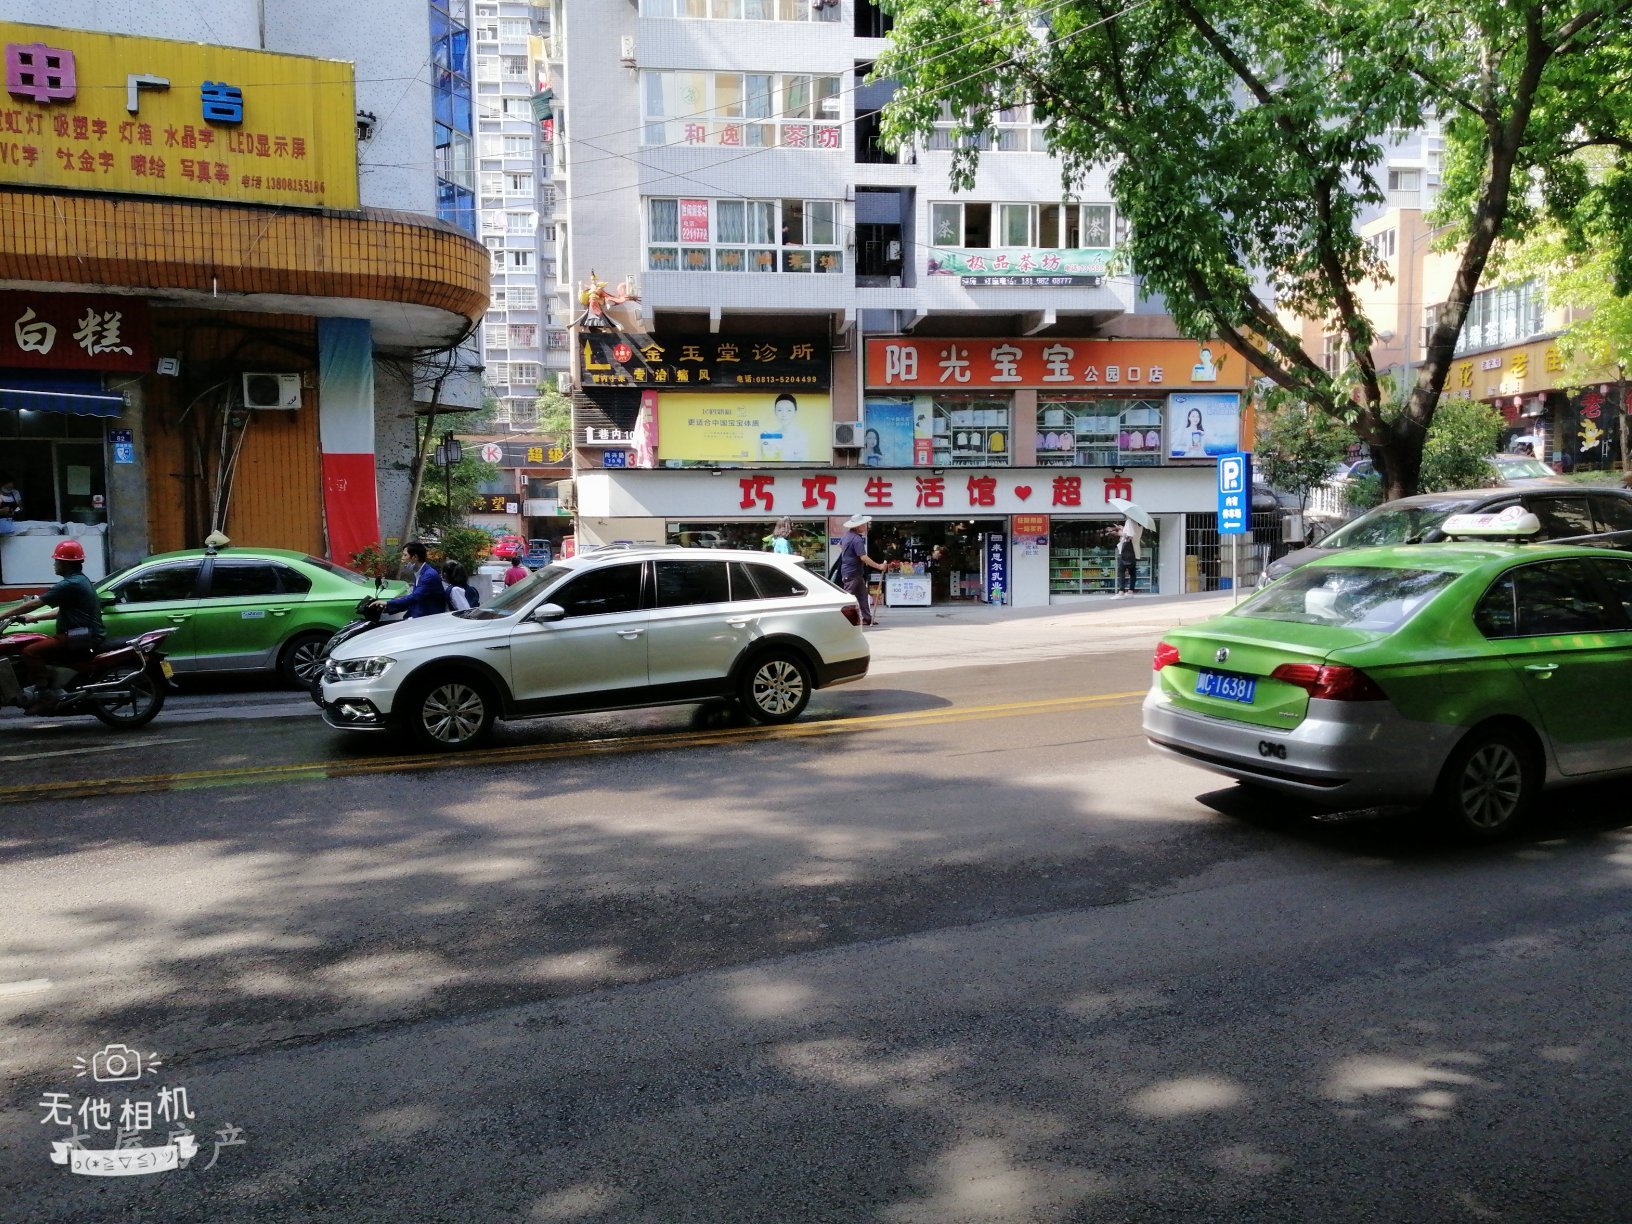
(876, 0, 1632, 499)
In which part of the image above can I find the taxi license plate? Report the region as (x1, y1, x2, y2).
(160, 660, 174, 679)
(1196, 669, 1255, 704)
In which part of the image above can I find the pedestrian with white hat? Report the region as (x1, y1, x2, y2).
(837, 514, 888, 625)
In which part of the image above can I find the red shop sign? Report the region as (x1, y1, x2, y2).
(0, 292, 151, 373)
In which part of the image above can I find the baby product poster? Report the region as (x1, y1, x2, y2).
(1165, 393, 1241, 459)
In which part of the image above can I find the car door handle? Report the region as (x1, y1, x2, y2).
(727, 618, 754, 628)
(167, 614, 190, 623)
(1524, 663, 1559, 675)
(617, 629, 644, 639)
(269, 606, 290, 615)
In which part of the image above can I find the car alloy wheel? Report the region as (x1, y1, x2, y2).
(280, 631, 333, 690)
(739, 650, 811, 725)
(413, 678, 494, 749)
(1436, 729, 1535, 839)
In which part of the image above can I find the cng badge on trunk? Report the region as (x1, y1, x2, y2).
(1215, 648, 1230, 664)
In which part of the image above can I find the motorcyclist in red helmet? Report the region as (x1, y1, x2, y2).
(1, 539, 105, 714)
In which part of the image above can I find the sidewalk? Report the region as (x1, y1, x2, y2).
(860, 589, 1242, 676)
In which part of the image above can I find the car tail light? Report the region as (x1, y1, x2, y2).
(1153, 641, 1181, 671)
(1270, 663, 1387, 701)
(839, 603, 861, 626)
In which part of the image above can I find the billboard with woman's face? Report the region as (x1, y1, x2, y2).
(1164, 393, 1241, 459)
(862, 398, 916, 467)
(655, 392, 832, 463)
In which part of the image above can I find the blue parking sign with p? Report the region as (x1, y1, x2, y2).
(1217, 451, 1251, 535)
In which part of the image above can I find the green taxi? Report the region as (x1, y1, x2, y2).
(1143, 509, 1632, 838)
(5, 547, 405, 688)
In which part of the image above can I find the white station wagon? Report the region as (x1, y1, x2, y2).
(317, 545, 870, 749)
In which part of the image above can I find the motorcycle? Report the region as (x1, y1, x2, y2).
(308, 580, 402, 699)
(0, 619, 177, 728)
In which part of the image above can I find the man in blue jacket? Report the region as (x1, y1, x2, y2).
(373, 542, 448, 618)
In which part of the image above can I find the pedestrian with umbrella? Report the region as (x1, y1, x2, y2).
(1109, 497, 1154, 597)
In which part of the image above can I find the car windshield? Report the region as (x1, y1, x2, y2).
(301, 555, 373, 586)
(1234, 565, 1458, 630)
(1491, 456, 1555, 480)
(1320, 499, 1477, 549)
(462, 563, 571, 618)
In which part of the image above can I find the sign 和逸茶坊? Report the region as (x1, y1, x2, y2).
(0, 291, 149, 371)
(0, 21, 358, 209)
(579, 334, 831, 391)
(865, 338, 1247, 391)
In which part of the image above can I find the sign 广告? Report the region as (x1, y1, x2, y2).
(657, 391, 833, 464)
(0, 21, 359, 209)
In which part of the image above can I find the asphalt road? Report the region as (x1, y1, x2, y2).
(2, 627, 1630, 1222)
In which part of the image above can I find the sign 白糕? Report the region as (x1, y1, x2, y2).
(0, 291, 149, 371)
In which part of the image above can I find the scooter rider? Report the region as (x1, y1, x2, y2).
(371, 541, 447, 619)
(2, 539, 104, 714)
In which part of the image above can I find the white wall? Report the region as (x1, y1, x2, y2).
(0, 0, 263, 47)
(266, 0, 437, 215)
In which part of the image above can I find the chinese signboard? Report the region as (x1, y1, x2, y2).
(580, 334, 831, 391)
(865, 338, 1248, 391)
(928, 247, 1111, 285)
(0, 21, 359, 209)
(657, 392, 833, 464)
(678, 199, 709, 243)
(1217, 452, 1252, 535)
(478, 441, 568, 467)
(714, 469, 1144, 515)
(0, 291, 149, 371)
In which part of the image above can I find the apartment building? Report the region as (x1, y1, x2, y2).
(545, 0, 1259, 604)
(0, 1, 487, 591)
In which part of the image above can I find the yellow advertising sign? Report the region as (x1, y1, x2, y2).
(658, 392, 834, 464)
(0, 21, 358, 209)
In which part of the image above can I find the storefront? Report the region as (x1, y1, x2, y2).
(1444, 337, 1629, 472)
(570, 334, 1243, 604)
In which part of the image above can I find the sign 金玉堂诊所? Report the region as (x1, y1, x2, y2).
(579, 334, 830, 391)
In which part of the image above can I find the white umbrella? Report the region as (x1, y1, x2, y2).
(1108, 497, 1154, 530)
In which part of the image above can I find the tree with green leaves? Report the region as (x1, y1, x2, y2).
(1347, 394, 1506, 508)
(876, 0, 1632, 500)
(1254, 397, 1354, 512)
(415, 450, 502, 533)
(533, 386, 573, 443)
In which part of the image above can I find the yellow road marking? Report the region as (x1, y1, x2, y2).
(0, 690, 1145, 804)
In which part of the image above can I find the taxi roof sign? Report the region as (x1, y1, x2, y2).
(1441, 507, 1542, 539)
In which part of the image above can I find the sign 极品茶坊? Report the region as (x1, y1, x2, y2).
(928, 247, 1110, 285)
(579, 334, 831, 391)
(0, 22, 358, 210)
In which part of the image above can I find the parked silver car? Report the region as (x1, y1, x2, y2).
(1263, 485, 1632, 584)
(316, 546, 871, 749)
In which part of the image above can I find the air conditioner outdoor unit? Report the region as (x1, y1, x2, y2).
(832, 421, 863, 449)
(241, 372, 301, 410)
(556, 479, 577, 511)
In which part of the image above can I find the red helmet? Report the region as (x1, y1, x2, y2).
(52, 540, 86, 562)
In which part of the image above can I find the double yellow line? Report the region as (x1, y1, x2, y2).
(0, 690, 1144, 804)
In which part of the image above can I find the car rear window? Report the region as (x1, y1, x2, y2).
(1235, 565, 1457, 630)
(733, 561, 807, 600)
(301, 555, 372, 586)
(1320, 500, 1484, 549)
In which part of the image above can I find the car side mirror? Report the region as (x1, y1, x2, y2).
(528, 603, 565, 624)
(100, 596, 117, 609)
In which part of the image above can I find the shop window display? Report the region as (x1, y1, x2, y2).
(666, 520, 826, 567)
(1049, 518, 1156, 596)
(1036, 398, 1163, 467)
(931, 395, 1011, 467)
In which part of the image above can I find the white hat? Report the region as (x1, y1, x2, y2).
(843, 514, 872, 529)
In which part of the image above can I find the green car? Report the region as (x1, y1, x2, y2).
(8, 547, 405, 688)
(1143, 510, 1632, 838)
